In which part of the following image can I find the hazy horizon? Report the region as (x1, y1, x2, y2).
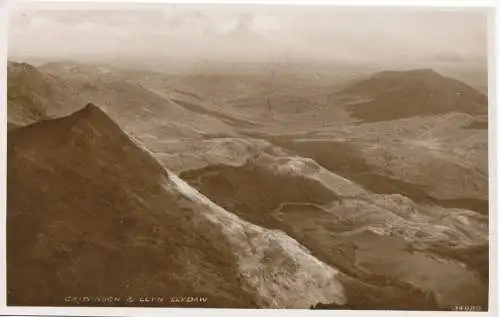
(8, 4, 489, 70)
(6, 4, 491, 312)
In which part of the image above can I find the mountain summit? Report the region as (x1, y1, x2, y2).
(8, 103, 350, 308)
(339, 68, 487, 122)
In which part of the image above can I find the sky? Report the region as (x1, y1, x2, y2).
(8, 3, 490, 68)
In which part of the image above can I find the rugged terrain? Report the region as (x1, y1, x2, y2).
(7, 61, 489, 310)
(8, 103, 350, 308)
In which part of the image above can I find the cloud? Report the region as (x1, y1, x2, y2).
(8, 4, 489, 66)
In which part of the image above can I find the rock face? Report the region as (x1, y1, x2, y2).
(7, 103, 347, 308)
(340, 69, 487, 122)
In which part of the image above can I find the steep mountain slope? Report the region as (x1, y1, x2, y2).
(181, 154, 488, 310)
(339, 69, 487, 122)
(7, 103, 349, 308)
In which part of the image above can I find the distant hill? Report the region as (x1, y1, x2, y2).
(8, 60, 247, 142)
(7, 61, 81, 126)
(339, 69, 487, 122)
(39, 60, 125, 82)
(7, 61, 52, 125)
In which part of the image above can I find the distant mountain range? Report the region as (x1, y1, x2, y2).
(8, 61, 488, 125)
(7, 61, 248, 141)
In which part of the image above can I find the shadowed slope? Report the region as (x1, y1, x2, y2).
(7, 103, 252, 307)
(181, 157, 339, 231)
(180, 158, 448, 310)
(340, 69, 487, 122)
(8, 103, 349, 308)
(271, 138, 488, 215)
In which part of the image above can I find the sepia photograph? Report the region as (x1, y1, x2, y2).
(2, 0, 494, 314)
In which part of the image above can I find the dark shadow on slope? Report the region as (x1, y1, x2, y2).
(428, 243, 489, 283)
(345, 90, 486, 123)
(180, 161, 339, 230)
(173, 88, 204, 102)
(170, 98, 257, 129)
(180, 163, 441, 310)
(270, 138, 488, 215)
(464, 119, 488, 130)
(311, 273, 442, 310)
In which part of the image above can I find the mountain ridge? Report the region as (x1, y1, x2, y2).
(7, 102, 351, 308)
(338, 68, 487, 123)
